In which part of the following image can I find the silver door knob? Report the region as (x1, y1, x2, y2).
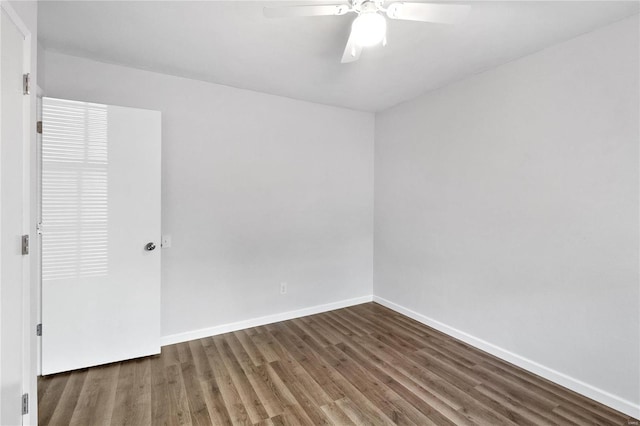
(145, 242, 156, 251)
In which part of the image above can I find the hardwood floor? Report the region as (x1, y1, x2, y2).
(38, 303, 635, 425)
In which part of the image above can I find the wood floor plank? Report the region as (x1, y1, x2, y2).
(250, 332, 282, 364)
(163, 343, 182, 367)
(478, 357, 629, 425)
(223, 333, 259, 375)
(348, 306, 430, 349)
(68, 363, 120, 426)
(282, 325, 397, 426)
(214, 337, 269, 423)
(250, 363, 302, 417)
(163, 361, 193, 425)
(110, 358, 152, 426)
(261, 363, 317, 425)
(320, 400, 357, 425)
(473, 384, 559, 426)
(243, 369, 286, 419)
(334, 342, 450, 426)
(350, 332, 476, 412)
(233, 329, 267, 366)
(362, 336, 524, 425)
(267, 414, 286, 426)
(188, 339, 216, 383)
(179, 345, 214, 426)
(149, 354, 171, 426)
(328, 309, 371, 337)
(263, 325, 334, 407)
(202, 340, 250, 425)
(224, 333, 285, 417)
(37, 370, 56, 402)
(335, 396, 391, 426)
(318, 312, 358, 338)
(199, 377, 233, 426)
(269, 360, 332, 424)
(39, 302, 637, 425)
(321, 344, 418, 425)
(279, 322, 347, 401)
(335, 338, 469, 426)
(45, 369, 89, 426)
(289, 317, 334, 348)
(37, 372, 71, 426)
(300, 315, 345, 345)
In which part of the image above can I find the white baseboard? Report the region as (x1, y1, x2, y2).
(373, 295, 640, 420)
(161, 295, 373, 347)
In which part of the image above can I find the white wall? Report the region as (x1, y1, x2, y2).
(374, 15, 639, 416)
(41, 51, 374, 340)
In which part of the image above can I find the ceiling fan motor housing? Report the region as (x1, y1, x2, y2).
(353, 0, 382, 14)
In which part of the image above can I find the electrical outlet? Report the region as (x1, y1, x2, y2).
(280, 282, 287, 294)
(161, 235, 172, 248)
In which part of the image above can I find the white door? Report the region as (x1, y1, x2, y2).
(0, 6, 29, 425)
(41, 97, 161, 375)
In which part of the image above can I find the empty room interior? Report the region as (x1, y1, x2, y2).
(0, 0, 639, 425)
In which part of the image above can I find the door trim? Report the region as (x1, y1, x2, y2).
(0, 1, 33, 424)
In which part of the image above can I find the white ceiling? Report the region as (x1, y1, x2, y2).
(39, 1, 639, 112)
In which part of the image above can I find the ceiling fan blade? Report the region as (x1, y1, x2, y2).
(386, 3, 470, 24)
(341, 29, 363, 63)
(264, 4, 350, 18)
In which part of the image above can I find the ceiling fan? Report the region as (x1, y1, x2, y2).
(264, 0, 470, 63)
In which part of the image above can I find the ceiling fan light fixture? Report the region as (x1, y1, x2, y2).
(264, 1, 471, 63)
(351, 12, 387, 47)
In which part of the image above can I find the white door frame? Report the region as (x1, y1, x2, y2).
(0, 0, 33, 424)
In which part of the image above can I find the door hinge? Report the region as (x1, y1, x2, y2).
(36, 324, 42, 336)
(21, 235, 29, 255)
(23, 73, 30, 95)
(36, 222, 43, 235)
(37, 121, 43, 134)
(22, 393, 28, 415)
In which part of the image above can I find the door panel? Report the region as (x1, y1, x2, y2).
(41, 98, 161, 375)
(0, 8, 26, 425)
